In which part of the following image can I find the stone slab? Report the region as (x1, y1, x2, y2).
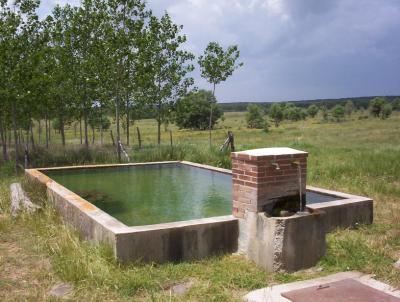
(281, 278, 400, 302)
(243, 271, 400, 302)
(234, 148, 307, 157)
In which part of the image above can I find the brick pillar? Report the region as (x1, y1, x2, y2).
(231, 148, 308, 218)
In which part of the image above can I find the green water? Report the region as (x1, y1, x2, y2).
(45, 163, 232, 226)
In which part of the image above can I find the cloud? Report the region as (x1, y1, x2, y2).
(39, 0, 400, 102)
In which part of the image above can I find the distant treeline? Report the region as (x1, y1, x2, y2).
(220, 96, 400, 112)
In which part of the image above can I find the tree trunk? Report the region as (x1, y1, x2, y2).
(110, 130, 115, 146)
(38, 120, 41, 145)
(84, 109, 89, 149)
(60, 116, 66, 147)
(79, 117, 82, 144)
(25, 129, 29, 153)
(100, 108, 103, 146)
(11, 102, 19, 172)
(0, 120, 8, 161)
(92, 127, 95, 144)
(157, 101, 161, 145)
(126, 99, 130, 146)
(8, 129, 11, 149)
(48, 118, 51, 144)
(74, 122, 77, 138)
(116, 99, 121, 162)
(30, 124, 35, 150)
(136, 127, 141, 149)
(209, 83, 216, 148)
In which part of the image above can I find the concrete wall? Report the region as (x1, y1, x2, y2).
(25, 163, 239, 264)
(115, 217, 238, 263)
(26, 169, 119, 251)
(307, 198, 373, 232)
(239, 211, 326, 272)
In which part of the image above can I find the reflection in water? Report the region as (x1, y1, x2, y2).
(46, 164, 232, 226)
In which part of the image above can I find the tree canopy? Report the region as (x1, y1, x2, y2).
(175, 90, 223, 130)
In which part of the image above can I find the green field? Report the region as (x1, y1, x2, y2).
(0, 112, 399, 301)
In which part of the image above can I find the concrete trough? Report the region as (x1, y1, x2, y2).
(25, 161, 238, 263)
(306, 186, 373, 232)
(25, 156, 373, 268)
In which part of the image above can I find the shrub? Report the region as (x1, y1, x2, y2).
(332, 105, 345, 122)
(175, 90, 223, 130)
(246, 104, 265, 129)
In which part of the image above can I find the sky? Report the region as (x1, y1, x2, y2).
(38, 0, 400, 103)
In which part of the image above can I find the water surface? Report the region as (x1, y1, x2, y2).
(46, 163, 232, 226)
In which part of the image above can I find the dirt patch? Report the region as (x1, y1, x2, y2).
(0, 229, 56, 301)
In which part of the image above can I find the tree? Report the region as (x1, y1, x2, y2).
(269, 103, 284, 127)
(246, 104, 265, 129)
(319, 104, 329, 121)
(369, 97, 387, 118)
(0, 0, 41, 170)
(381, 104, 392, 119)
(88, 104, 111, 143)
(332, 105, 345, 122)
(104, 0, 148, 156)
(344, 100, 354, 116)
(175, 90, 223, 130)
(283, 103, 305, 121)
(198, 42, 243, 147)
(140, 13, 194, 145)
(48, 5, 79, 147)
(307, 104, 318, 118)
(392, 97, 400, 111)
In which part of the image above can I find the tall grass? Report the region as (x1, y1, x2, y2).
(19, 143, 232, 170)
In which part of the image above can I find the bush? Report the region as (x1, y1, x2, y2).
(368, 96, 392, 119)
(332, 105, 345, 122)
(175, 90, 223, 130)
(307, 105, 318, 118)
(381, 104, 392, 119)
(246, 104, 265, 129)
(269, 103, 284, 127)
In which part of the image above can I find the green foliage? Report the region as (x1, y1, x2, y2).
(307, 104, 319, 118)
(344, 100, 354, 116)
(88, 110, 111, 131)
(198, 42, 243, 90)
(175, 90, 223, 130)
(283, 103, 306, 121)
(198, 41, 243, 146)
(369, 97, 388, 118)
(320, 105, 329, 121)
(393, 97, 400, 111)
(246, 104, 265, 129)
(140, 13, 195, 144)
(331, 105, 345, 122)
(269, 103, 284, 127)
(381, 103, 392, 119)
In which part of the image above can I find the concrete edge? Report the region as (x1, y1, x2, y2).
(306, 185, 369, 200)
(180, 161, 232, 175)
(115, 215, 238, 234)
(36, 161, 180, 171)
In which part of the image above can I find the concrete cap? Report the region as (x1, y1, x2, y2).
(234, 147, 307, 157)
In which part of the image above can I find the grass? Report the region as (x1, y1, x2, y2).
(0, 112, 399, 301)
